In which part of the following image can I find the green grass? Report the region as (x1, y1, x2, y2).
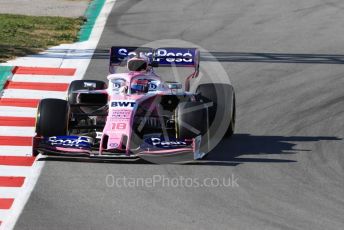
(0, 14, 84, 62)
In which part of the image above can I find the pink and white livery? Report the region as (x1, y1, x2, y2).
(32, 46, 236, 162)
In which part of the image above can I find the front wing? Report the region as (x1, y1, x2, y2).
(33, 135, 205, 162)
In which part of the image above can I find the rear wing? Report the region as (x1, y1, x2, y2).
(109, 46, 200, 90)
(109, 47, 200, 68)
(109, 47, 154, 69)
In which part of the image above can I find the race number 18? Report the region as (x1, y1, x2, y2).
(112, 122, 127, 130)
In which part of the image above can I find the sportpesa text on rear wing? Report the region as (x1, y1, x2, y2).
(109, 46, 200, 68)
(109, 46, 200, 89)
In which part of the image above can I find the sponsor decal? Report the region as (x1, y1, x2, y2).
(83, 82, 97, 88)
(111, 110, 131, 119)
(155, 48, 193, 63)
(148, 81, 158, 90)
(111, 122, 127, 130)
(112, 47, 196, 66)
(143, 137, 191, 149)
(113, 83, 121, 89)
(45, 136, 93, 148)
(96, 132, 103, 139)
(118, 48, 153, 60)
(112, 78, 126, 90)
(109, 143, 119, 148)
(111, 100, 136, 108)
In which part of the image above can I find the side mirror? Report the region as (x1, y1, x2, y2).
(167, 82, 182, 90)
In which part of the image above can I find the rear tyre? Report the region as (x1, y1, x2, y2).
(176, 102, 207, 139)
(67, 80, 107, 104)
(35, 99, 70, 137)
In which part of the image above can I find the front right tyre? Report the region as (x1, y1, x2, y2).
(176, 101, 207, 139)
(196, 83, 235, 138)
(35, 99, 70, 137)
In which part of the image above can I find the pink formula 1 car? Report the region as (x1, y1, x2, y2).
(33, 47, 236, 162)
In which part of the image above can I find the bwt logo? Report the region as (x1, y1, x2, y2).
(117, 48, 194, 63)
(111, 101, 136, 108)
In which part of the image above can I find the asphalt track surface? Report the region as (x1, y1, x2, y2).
(15, 0, 344, 229)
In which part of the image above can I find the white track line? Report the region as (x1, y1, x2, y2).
(0, 188, 22, 199)
(0, 127, 35, 137)
(0, 210, 12, 225)
(0, 146, 32, 156)
(0, 166, 33, 177)
(0, 107, 37, 117)
(2, 89, 66, 99)
(11, 74, 74, 83)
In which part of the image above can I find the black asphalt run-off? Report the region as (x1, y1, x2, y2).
(16, 0, 344, 229)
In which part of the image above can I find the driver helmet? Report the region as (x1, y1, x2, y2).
(127, 54, 150, 72)
(131, 79, 149, 94)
